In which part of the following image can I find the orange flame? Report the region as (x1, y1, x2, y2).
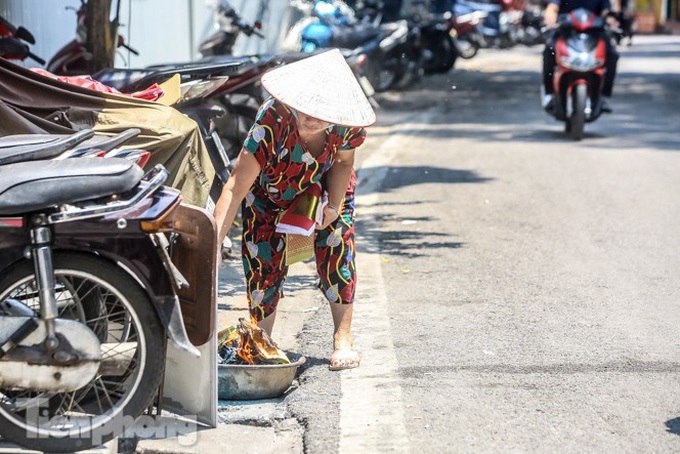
(218, 317, 290, 365)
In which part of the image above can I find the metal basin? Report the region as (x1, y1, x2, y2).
(217, 352, 306, 400)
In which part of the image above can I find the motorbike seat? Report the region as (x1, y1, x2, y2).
(0, 129, 94, 165)
(0, 129, 142, 163)
(0, 158, 143, 216)
(196, 54, 260, 68)
(94, 58, 248, 93)
(69, 128, 142, 154)
(93, 68, 159, 91)
(331, 24, 383, 49)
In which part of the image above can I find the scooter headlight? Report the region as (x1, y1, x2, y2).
(559, 52, 603, 72)
(180, 77, 230, 102)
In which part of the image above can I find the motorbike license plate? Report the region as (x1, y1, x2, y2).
(358, 76, 375, 98)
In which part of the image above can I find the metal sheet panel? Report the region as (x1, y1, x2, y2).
(162, 203, 218, 427)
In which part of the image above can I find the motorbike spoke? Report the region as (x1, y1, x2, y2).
(92, 377, 117, 411)
(54, 277, 86, 320)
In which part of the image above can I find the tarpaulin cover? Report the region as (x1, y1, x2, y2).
(30, 68, 165, 101)
(0, 57, 213, 207)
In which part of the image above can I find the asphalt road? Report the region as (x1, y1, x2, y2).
(285, 35, 680, 453)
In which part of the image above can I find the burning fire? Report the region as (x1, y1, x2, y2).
(218, 317, 290, 365)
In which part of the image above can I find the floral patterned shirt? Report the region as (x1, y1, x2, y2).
(243, 98, 366, 216)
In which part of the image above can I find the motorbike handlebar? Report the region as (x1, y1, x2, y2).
(28, 51, 46, 65)
(233, 18, 265, 39)
(120, 42, 140, 56)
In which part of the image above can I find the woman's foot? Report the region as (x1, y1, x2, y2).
(329, 347, 361, 371)
(329, 303, 359, 370)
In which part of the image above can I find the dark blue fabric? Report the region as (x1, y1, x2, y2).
(431, 0, 455, 13)
(549, 0, 611, 14)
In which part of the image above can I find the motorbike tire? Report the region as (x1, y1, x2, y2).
(367, 60, 398, 93)
(423, 34, 457, 74)
(568, 84, 587, 141)
(452, 37, 479, 59)
(0, 253, 166, 453)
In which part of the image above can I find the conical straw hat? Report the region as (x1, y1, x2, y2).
(261, 49, 377, 127)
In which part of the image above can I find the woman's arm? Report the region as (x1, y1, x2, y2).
(214, 149, 261, 245)
(317, 148, 355, 230)
(544, 2, 560, 27)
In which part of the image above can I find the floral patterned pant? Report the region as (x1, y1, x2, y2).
(241, 192, 356, 321)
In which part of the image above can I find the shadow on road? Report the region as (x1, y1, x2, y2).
(358, 165, 492, 195)
(357, 218, 463, 258)
(665, 417, 680, 436)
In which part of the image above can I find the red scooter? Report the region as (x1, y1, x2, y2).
(45, 0, 279, 167)
(448, 10, 488, 59)
(0, 16, 45, 65)
(544, 8, 611, 141)
(46, 0, 138, 76)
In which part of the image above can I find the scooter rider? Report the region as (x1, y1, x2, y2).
(541, 0, 620, 111)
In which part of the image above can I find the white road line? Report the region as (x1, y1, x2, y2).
(339, 110, 436, 452)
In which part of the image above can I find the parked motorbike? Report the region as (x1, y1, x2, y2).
(193, 0, 283, 164)
(1, 127, 150, 166)
(351, 0, 427, 87)
(0, 16, 45, 65)
(93, 60, 252, 208)
(42, 0, 247, 210)
(87, 0, 276, 169)
(296, 0, 421, 91)
(0, 130, 216, 453)
(452, 0, 524, 49)
(387, 13, 425, 89)
(417, 11, 458, 73)
(199, 0, 266, 57)
(46, 0, 139, 76)
(284, 0, 383, 110)
(542, 8, 612, 140)
(448, 10, 488, 59)
(518, 0, 548, 46)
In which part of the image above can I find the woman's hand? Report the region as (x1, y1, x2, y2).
(544, 3, 559, 28)
(316, 204, 340, 230)
(318, 148, 354, 230)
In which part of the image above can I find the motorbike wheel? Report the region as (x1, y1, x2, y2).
(367, 61, 398, 93)
(452, 37, 479, 59)
(0, 253, 166, 453)
(423, 34, 457, 74)
(568, 84, 587, 141)
(393, 60, 424, 91)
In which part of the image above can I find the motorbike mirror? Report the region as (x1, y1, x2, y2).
(15, 26, 35, 44)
